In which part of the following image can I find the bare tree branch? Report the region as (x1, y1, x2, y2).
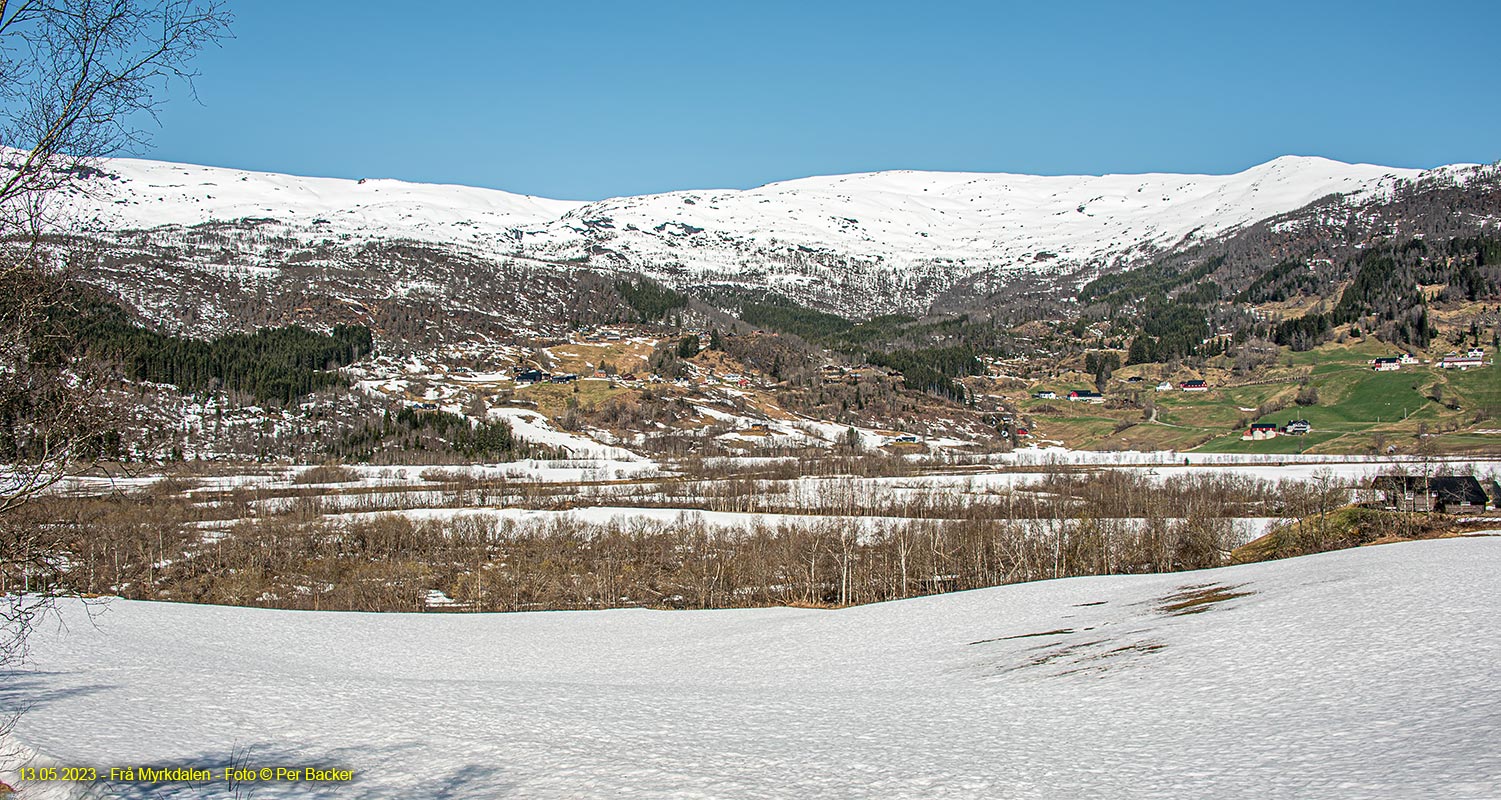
(0, 0, 230, 668)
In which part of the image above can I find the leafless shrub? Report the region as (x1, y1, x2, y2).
(292, 463, 361, 485)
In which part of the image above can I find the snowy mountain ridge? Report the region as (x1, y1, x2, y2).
(44, 152, 1465, 315)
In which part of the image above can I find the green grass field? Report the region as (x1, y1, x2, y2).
(1025, 342, 1498, 455)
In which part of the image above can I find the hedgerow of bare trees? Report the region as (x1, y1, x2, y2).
(18, 465, 1367, 613)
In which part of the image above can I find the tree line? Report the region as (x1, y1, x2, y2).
(66, 294, 374, 405)
(10, 465, 1366, 613)
(331, 406, 552, 463)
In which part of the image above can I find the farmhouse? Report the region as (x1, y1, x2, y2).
(1371, 475, 1489, 514)
(1067, 390, 1104, 403)
(1399, 353, 1420, 365)
(1180, 379, 1209, 392)
(1439, 349, 1486, 370)
(1035, 390, 1058, 400)
(1242, 423, 1279, 441)
(1155, 381, 1174, 392)
(1283, 419, 1312, 436)
(1371, 357, 1400, 371)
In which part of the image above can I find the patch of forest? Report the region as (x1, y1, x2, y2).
(330, 406, 550, 463)
(66, 296, 375, 404)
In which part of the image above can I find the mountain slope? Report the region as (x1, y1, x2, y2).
(3, 537, 1499, 798)
(53, 155, 584, 240)
(519, 156, 1428, 309)
(45, 154, 1443, 319)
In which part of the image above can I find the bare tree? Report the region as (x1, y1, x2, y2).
(0, 0, 231, 669)
(0, 0, 230, 501)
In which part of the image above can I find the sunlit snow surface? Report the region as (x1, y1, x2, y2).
(44, 153, 1457, 317)
(4, 538, 1500, 798)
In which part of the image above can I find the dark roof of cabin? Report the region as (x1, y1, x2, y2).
(1372, 475, 1488, 505)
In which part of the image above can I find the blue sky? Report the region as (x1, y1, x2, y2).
(143, 0, 1501, 199)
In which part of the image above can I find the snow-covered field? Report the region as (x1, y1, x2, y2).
(4, 537, 1499, 799)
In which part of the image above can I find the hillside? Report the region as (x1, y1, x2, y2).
(14, 153, 1498, 463)
(3, 538, 1499, 798)
(46, 154, 1435, 319)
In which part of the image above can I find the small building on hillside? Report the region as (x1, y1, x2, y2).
(1035, 390, 1058, 400)
(1242, 423, 1279, 441)
(1068, 390, 1105, 403)
(1371, 357, 1401, 371)
(1371, 475, 1489, 514)
(1283, 419, 1312, 436)
(1399, 353, 1420, 365)
(1439, 349, 1486, 370)
(1155, 381, 1174, 392)
(1180, 379, 1209, 392)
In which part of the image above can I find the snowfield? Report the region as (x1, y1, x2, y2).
(4, 537, 1500, 799)
(44, 151, 1460, 315)
(50, 154, 584, 241)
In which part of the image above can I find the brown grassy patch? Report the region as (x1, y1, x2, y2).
(1158, 583, 1255, 616)
(293, 463, 361, 484)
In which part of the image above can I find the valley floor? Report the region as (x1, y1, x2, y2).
(4, 537, 1500, 799)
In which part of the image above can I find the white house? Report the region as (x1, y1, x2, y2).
(1242, 423, 1279, 441)
(1440, 351, 1486, 370)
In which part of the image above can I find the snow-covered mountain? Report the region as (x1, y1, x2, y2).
(47, 154, 1447, 317)
(521, 156, 1431, 307)
(55, 155, 583, 239)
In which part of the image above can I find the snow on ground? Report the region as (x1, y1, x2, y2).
(327, 505, 1284, 543)
(50, 154, 583, 244)
(989, 447, 1501, 481)
(995, 445, 1443, 466)
(514, 157, 1432, 305)
(333, 505, 948, 533)
(489, 407, 647, 462)
(49, 151, 1470, 317)
(4, 538, 1499, 799)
